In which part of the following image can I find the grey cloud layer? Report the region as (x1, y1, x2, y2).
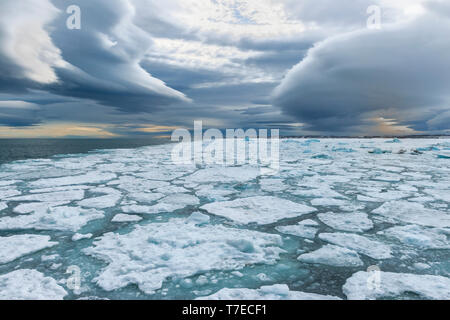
(0, 0, 449, 136)
(273, 8, 450, 133)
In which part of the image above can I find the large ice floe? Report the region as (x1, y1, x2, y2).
(0, 138, 449, 299)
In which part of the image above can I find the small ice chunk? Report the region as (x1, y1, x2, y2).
(0, 235, 57, 264)
(311, 198, 347, 206)
(0, 269, 67, 300)
(413, 263, 431, 270)
(318, 212, 373, 233)
(111, 214, 143, 223)
(72, 233, 93, 241)
(343, 271, 450, 300)
(0, 202, 7, 212)
(275, 220, 319, 239)
(186, 212, 210, 226)
(319, 233, 392, 259)
(201, 196, 316, 225)
(197, 284, 340, 300)
(298, 244, 363, 267)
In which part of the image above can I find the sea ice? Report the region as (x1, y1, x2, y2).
(78, 194, 121, 209)
(378, 225, 449, 249)
(298, 244, 363, 267)
(72, 233, 93, 241)
(319, 233, 392, 259)
(6, 190, 85, 202)
(0, 269, 67, 300)
(183, 166, 260, 184)
(13, 202, 69, 214)
(185, 212, 210, 226)
(84, 218, 284, 294)
(318, 212, 373, 233)
(29, 172, 116, 187)
(372, 201, 450, 228)
(198, 284, 340, 300)
(0, 235, 57, 264)
(201, 196, 316, 225)
(111, 214, 143, 223)
(275, 219, 319, 239)
(343, 271, 450, 300)
(0, 206, 104, 232)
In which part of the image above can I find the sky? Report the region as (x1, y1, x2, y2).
(0, 0, 449, 138)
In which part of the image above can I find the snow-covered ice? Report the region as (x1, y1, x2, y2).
(111, 214, 143, 223)
(275, 219, 319, 239)
(318, 212, 373, 233)
(83, 218, 284, 294)
(201, 196, 316, 225)
(343, 271, 450, 300)
(0, 269, 67, 300)
(0, 235, 57, 264)
(319, 233, 392, 259)
(298, 244, 363, 267)
(198, 284, 340, 300)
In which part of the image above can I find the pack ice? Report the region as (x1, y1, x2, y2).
(0, 138, 448, 299)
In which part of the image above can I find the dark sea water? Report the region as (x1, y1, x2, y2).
(0, 138, 171, 164)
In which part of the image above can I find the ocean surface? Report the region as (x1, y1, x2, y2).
(0, 138, 171, 164)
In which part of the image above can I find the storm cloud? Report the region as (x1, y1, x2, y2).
(272, 6, 450, 133)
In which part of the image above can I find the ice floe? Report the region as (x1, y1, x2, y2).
(201, 196, 316, 225)
(0, 206, 104, 231)
(318, 212, 373, 233)
(378, 225, 449, 249)
(111, 214, 143, 223)
(275, 219, 319, 239)
(298, 244, 363, 267)
(372, 201, 450, 228)
(319, 233, 392, 259)
(343, 271, 450, 300)
(84, 218, 284, 294)
(198, 284, 340, 300)
(0, 235, 57, 264)
(0, 269, 67, 300)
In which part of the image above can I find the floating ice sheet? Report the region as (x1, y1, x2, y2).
(0, 235, 57, 264)
(201, 196, 316, 225)
(0, 269, 67, 300)
(198, 284, 340, 300)
(343, 271, 450, 300)
(84, 218, 284, 294)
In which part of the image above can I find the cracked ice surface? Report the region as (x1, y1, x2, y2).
(0, 138, 448, 300)
(83, 218, 283, 294)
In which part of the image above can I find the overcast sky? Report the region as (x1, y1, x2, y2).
(0, 0, 449, 137)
